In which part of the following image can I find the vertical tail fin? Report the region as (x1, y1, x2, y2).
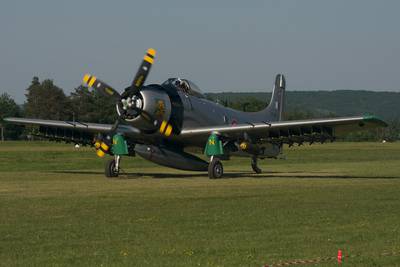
(264, 74, 285, 121)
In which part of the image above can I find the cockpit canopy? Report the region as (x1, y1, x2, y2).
(162, 78, 205, 98)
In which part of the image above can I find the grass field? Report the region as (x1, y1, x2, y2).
(1, 141, 400, 266)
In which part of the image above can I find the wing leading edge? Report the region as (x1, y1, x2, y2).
(4, 115, 387, 146)
(4, 117, 140, 144)
(180, 115, 387, 144)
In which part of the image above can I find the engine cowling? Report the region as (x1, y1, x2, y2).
(116, 86, 172, 131)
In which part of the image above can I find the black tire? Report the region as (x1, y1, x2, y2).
(105, 159, 119, 178)
(251, 157, 262, 174)
(208, 158, 223, 179)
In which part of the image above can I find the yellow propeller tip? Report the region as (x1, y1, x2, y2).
(82, 74, 91, 84)
(147, 48, 156, 57)
(165, 125, 173, 137)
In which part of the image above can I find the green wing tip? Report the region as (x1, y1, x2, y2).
(362, 114, 388, 127)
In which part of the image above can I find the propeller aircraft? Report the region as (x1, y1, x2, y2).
(5, 48, 388, 178)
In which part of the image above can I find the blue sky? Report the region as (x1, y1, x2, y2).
(1, 0, 399, 103)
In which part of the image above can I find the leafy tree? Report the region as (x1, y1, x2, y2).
(381, 119, 400, 141)
(0, 93, 23, 139)
(69, 85, 97, 122)
(25, 77, 69, 120)
(283, 108, 315, 120)
(68, 85, 116, 123)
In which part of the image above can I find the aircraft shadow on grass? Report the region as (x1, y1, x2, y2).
(51, 170, 400, 180)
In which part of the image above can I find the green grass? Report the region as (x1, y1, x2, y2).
(1, 141, 400, 266)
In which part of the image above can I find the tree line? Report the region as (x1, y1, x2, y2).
(0, 77, 399, 141)
(0, 77, 116, 140)
(207, 96, 400, 142)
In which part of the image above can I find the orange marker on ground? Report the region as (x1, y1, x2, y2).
(337, 249, 343, 264)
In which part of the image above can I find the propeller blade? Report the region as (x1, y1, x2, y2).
(83, 74, 120, 100)
(159, 120, 173, 137)
(126, 48, 156, 95)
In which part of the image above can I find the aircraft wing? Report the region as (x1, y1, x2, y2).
(4, 117, 140, 144)
(180, 115, 387, 144)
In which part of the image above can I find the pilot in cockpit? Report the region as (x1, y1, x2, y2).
(174, 78, 190, 94)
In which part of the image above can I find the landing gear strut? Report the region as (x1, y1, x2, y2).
(105, 155, 120, 178)
(251, 156, 262, 174)
(208, 156, 224, 179)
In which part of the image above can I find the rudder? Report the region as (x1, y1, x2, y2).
(264, 74, 286, 121)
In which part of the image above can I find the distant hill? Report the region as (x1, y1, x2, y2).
(205, 90, 400, 121)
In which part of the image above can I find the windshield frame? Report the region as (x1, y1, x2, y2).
(162, 78, 205, 98)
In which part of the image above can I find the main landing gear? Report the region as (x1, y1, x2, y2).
(105, 155, 120, 178)
(251, 156, 262, 174)
(205, 134, 263, 179)
(208, 156, 262, 179)
(208, 156, 224, 179)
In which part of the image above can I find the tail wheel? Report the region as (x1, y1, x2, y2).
(105, 159, 119, 178)
(251, 163, 262, 174)
(208, 158, 223, 179)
